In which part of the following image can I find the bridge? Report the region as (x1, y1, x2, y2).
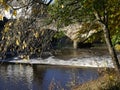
(0, 7, 97, 49)
(0, 0, 98, 49)
(43, 22, 97, 48)
(0, 15, 97, 49)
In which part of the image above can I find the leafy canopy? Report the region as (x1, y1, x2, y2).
(48, 0, 120, 43)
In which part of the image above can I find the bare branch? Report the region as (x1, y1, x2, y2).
(47, 0, 53, 6)
(6, 0, 33, 10)
(93, 10, 104, 24)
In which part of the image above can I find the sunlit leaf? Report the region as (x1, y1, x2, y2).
(18, 31, 21, 35)
(0, 0, 3, 3)
(30, 47, 33, 51)
(7, 36, 10, 40)
(34, 32, 39, 38)
(4, 27, 9, 32)
(16, 39, 19, 45)
(22, 45, 25, 49)
(13, 10, 17, 16)
(41, 30, 44, 36)
(4, 4, 10, 11)
(6, 41, 9, 45)
(2, 36, 4, 40)
(23, 41, 27, 48)
(61, 5, 64, 8)
(0, 14, 3, 20)
(23, 55, 29, 60)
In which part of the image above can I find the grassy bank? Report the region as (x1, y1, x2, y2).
(72, 69, 120, 90)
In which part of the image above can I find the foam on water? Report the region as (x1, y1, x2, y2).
(5, 55, 114, 68)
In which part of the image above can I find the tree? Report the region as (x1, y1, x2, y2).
(93, 0, 120, 72)
(0, 0, 54, 59)
(48, 0, 120, 72)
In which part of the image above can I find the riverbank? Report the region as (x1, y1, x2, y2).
(72, 69, 120, 90)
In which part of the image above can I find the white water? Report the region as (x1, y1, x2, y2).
(3, 55, 114, 68)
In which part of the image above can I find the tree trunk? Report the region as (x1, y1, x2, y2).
(94, 10, 120, 72)
(102, 23, 120, 72)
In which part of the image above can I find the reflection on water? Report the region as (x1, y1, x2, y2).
(0, 64, 99, 90)
(53, 48, 109, 60)
(0, 64, 33, 90)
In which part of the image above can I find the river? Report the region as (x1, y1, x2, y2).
(0, 64, 99, 90)
(0, 48, 117, 90)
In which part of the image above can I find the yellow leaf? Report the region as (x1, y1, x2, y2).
(2, 36, 4, 40)
(34, 32, 39, 38)
(16, 39, 19, 45)
(20, 55, 24, 59)
(23, 41, 27, 48)
(0, 0, 3, 3)
(22, 45, 25, 49)
(23, 55, 29, 61)
(61, 5, 64, 8)
(41, 30, 44, 36)
(7, 36, 10, 40)
(6, 41, 9, 45)
(115, 44, 120, 51)
(18, 31, 21, 35)
(4, 27, 9, 32)
(109, 74, 114, 81)
(30, 47, 33, 51)
(4, 4, 10, 11)
(13, 10, 17, 16)
(0, 14, 3, 20)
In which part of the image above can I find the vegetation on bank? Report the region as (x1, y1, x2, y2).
(73, 69, 120, 90)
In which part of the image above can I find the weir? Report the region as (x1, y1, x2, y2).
(0, 48, 115, 68)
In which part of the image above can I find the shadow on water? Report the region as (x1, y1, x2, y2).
(53, 48, 109, 60)
(0, 64, 99, 90)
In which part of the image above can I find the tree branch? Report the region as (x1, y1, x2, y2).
(46, 0, 53, 6)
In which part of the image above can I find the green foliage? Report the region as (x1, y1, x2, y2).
(48, 1, 71, 27)
(54, 31, 65, 39)
(86, 31, 104, 43)
(112, 35, 120, 45)
(48, 0, 120, 44)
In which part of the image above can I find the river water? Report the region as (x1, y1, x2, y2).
(0, 48, 117, 90)
(0, 64, 99, 90)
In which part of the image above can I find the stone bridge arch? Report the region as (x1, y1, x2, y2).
(44, 22, 97, 49)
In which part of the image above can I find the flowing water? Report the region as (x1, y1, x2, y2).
(0, 48, 117, 90)
(3, 48, 115, 67)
